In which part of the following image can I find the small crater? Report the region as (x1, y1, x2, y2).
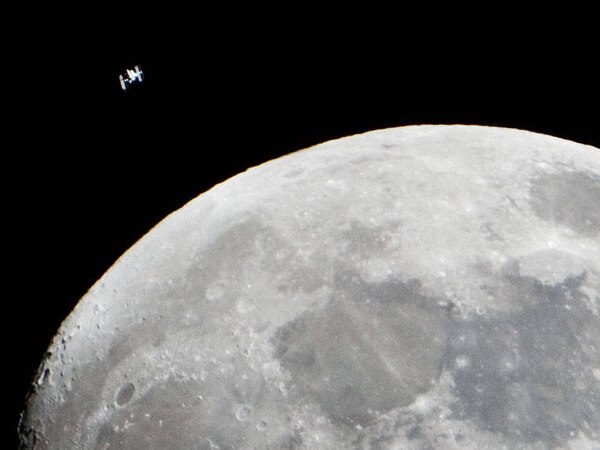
(116, 382, 135, 406)
(446, 302, 467, 321)
(235, 405, 252, 422)
(256, 420, 267, 431)
(36, 368, 50, 386)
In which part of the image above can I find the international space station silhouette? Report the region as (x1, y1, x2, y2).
(119, 65, 144, 91)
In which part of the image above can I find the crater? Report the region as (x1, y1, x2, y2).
(116, 382, 135, 406)
(235, 405, 252, 422)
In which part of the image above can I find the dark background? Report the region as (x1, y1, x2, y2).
(10, 18, 598, 447)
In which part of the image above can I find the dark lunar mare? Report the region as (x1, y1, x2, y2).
(443, 267, 600, 447)
(273, 262, 600, 448)
(529, 171, 600, 238)
(273, 270, 450, 428)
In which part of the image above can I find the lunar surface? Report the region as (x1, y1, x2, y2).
(20, 125, 600, 449)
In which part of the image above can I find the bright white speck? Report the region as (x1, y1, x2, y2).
(456, 355, 470, 369)
(412, 395, 434, 414)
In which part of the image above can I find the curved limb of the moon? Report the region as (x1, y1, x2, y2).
(20, 125, 600, 449)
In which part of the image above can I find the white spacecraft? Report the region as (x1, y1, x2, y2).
(119, 65, 144, 91)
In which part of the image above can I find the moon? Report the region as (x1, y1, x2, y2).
(19, 125, 600, 449)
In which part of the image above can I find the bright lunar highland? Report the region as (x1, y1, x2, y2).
(20, 125, 600, 449)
